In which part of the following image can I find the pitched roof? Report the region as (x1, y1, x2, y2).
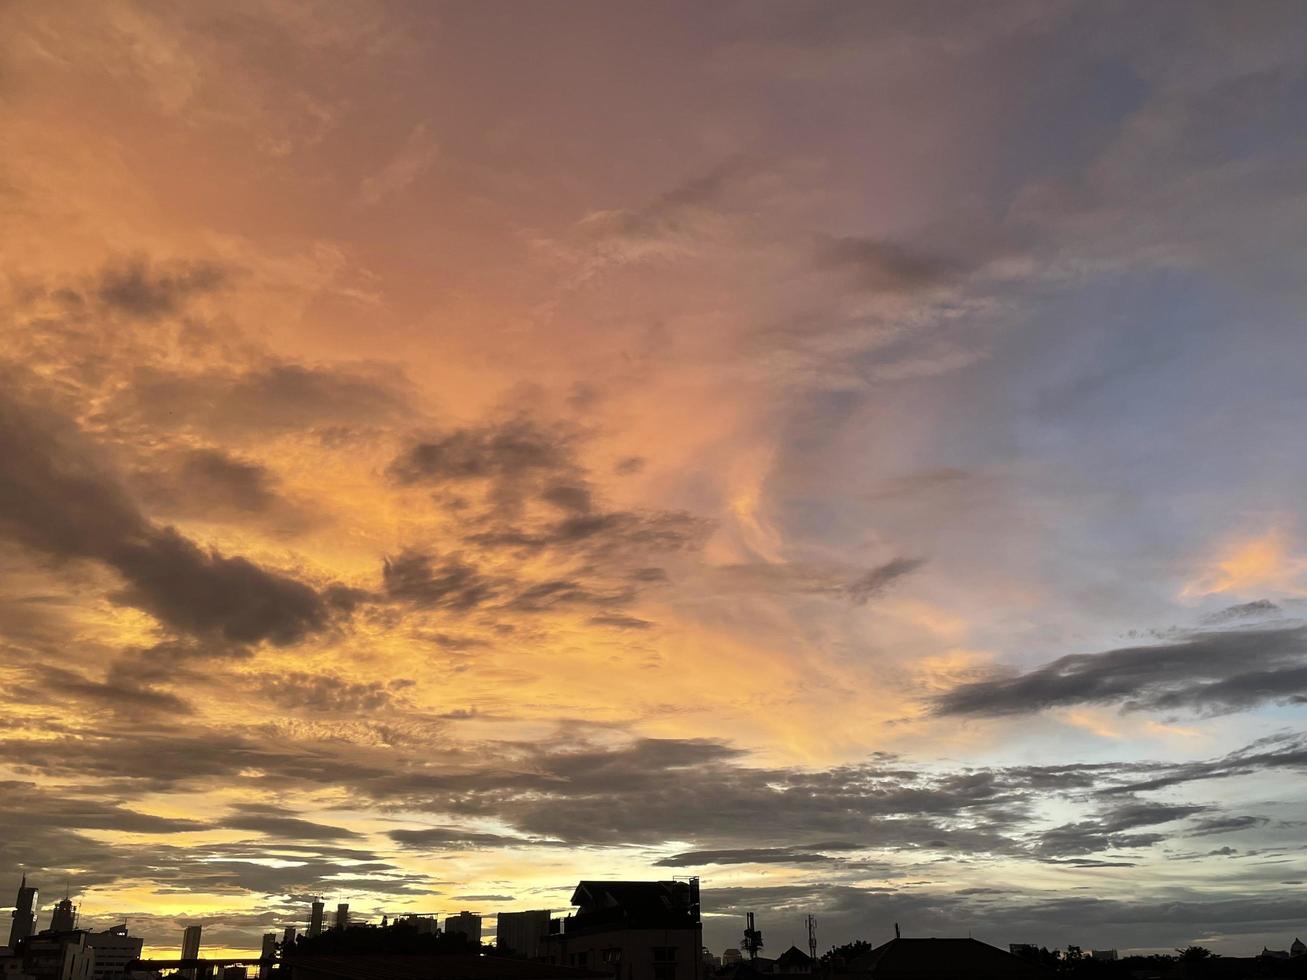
(844, 938, 1048, 980)
(776, 947, 814, 967)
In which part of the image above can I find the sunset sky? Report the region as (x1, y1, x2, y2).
(3, 0, 1307, 960)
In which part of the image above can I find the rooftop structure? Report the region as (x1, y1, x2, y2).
(543, 881, 701, 980)
(85, 925, 144, 980)
(836, 938, 1048, 980)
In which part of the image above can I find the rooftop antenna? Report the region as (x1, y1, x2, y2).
(894, 923, 900, 940)
(806, 915, 817, 963)
(742, 913, 763, 961)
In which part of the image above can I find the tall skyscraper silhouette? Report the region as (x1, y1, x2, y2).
(308, 900, 324, 938)
(181, 924, 202, 980)
(50, 889, 77, 933)
(259, 932, 276, 980)
(9, 875, 38, 948)
(334, 904, 349, 930)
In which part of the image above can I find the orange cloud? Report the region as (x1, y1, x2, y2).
(1181, 529, 1307, 599)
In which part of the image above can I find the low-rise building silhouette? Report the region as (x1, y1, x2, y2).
(830, 938, 1047, 980)
(286, 953, 603, 980)
(85, 925, 143, 980)
(542, 880, 702, 980)
(6, 930, 96, 980)
(774, 947, 813, 975)
(444, 914, 482, 945)
(498, 912, 551, 959)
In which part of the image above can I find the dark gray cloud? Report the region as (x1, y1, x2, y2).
(10, 664, 193, 717)
(1032, 801, 1209, 859)
(1096, 732, 1307, 797)
(935, 625, 1307, 717)
(255, 672, 404, 714)
(113, 362, 410, 438)
(503, 578, 632, 613)
(0, 782, 211, 835)
(0, 723, 391, 793)
(1188, 815, 1270, 837)
(812, 236, 961, 293)
(383, 415, 709, 630)
(95, 256, 231, 318)
(0, 382, 332, 644)
(845, 558, 925, 604)
(224, 804, 360, 841)
(110, 528, 328, 644)
(1202, 599, 1282, 625)
(656, 847, 846, 867)
(387, 417, 576, 490)
(541, 483, 593, 513)
(382, 549, 499, 611)
(387, 827, 543, 850)
(131, 448, 296, 524)
(588, 613, 654, 630)
(467, 508, 710, 561)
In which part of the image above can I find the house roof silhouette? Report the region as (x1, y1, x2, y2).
(842, 938, 1048, 980)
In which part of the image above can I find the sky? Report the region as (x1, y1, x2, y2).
(2, 0, 1307, 960)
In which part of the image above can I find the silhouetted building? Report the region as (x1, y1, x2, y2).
(11, 931, 96, 980)
(283, 928, 298, 947)
(775, 948, 812, 975)
(542, 880, 701, 980)
(181, 927, 202, 962)
(1090, 950, 1118, 962)
(10, 876, 39, 949)
(722, 951, 742, 967)
(395, 917, 437, 936)
(444, 914, 481, 945)
(180, 924, 202, 980)
(833, 938, 1047, 980)
(1262, 948, 1291, 960)
(85, 925, 143, 980)
(260, 935, 277, 980)
(334, 907, 349, 932)
(309, 902, 325, 940)
(48, 896, 77, 935)
(498, 912, 551, 959)
(1293, 939, 1306, 958)
(287, 954, 603, 980)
